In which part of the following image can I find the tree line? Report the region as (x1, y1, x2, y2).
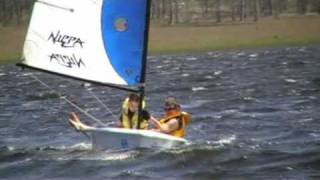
(151, 0, 320, 25)
(0, 0, 320, 26)
(0, 0, 33, 26)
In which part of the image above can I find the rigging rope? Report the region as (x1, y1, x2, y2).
(85, 87, 118, 120)
(30, 74, 108, 126)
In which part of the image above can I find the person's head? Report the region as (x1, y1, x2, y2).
(164, 97, 180, 115)
(128, 93, 140, 112)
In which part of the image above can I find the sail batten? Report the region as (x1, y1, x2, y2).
(21, 0, 149, 88)
(37, 0, 74, 12)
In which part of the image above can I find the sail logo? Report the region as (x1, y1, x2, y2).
(114, 18, 128, 32)
(121, 138, 129, 148)
(49, 53, 85, 68)
(48, 30, 85, 48)
(48, 30, 86, 68)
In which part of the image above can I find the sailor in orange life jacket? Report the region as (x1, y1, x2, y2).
(118, 93, 151, 129)
(150, 97, 191, 138)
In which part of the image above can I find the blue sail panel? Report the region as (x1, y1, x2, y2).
(101, 0, 147, 86)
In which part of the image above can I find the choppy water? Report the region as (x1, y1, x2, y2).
(1, 46, 320, 179)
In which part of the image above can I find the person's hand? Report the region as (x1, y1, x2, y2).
(149, 116, 161, 129)
(117, 121, 123, 128)
(138, 83, 145, 88)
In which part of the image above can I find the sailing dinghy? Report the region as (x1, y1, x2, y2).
(68, 112, 187, 151)
(17, 0, 187, 151)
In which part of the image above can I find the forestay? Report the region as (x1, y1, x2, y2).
(20, 0, 148, 88)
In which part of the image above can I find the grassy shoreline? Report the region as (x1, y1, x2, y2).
(148, 16, 320, 54)
(1, 16, 320, 64)
(0, 26, 26, 64)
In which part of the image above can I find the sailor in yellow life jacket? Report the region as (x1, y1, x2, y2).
(150, 97, 191, 138)
(68, 93, 150, 131)
(119, 93, 150, 129)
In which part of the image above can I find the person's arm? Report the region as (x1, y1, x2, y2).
(159, 118, 179, 134)
(150, 118, 179, 134)
(117, 114, 123, 128)
(149, 116, 161, 129)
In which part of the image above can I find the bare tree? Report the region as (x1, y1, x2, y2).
(231, 0, 237, 21)
(254, 0, 260, 22)
(272, 0, 280, 19)
(0, 0, 5, 26)
(174, 0, 179, 24)
(150, 0, 156, 20)
(162, 0, 167, 20)
(260, 0, 273, 16)
(215, 0, 222, 23)
(13, 0, 22, 25)
(297, 0, 309, 14)
(184, 0, 191, 23)
(278, 0, 288, 13)
(168, 0, 174, 25)
(5, 0, 14, 25)
(310, 0, 320, 14)
(240, 0, 245, 22)
(201, 0, 210, 17)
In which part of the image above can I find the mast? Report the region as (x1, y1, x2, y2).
(137, 0, 151, 129)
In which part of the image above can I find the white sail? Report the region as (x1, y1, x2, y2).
(21, 0, 148, 87)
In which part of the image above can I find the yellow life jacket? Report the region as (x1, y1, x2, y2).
(121, 98, 148, 129)
(159, 111, 191, 138)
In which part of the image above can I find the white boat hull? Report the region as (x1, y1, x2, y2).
(89, 127, 187, 151)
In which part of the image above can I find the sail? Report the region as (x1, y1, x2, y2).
(20, 0, 149, 88)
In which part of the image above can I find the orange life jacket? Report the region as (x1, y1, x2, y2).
(159, 111, 190, 138)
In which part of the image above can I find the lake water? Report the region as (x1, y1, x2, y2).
(1, 46, 320, 179)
